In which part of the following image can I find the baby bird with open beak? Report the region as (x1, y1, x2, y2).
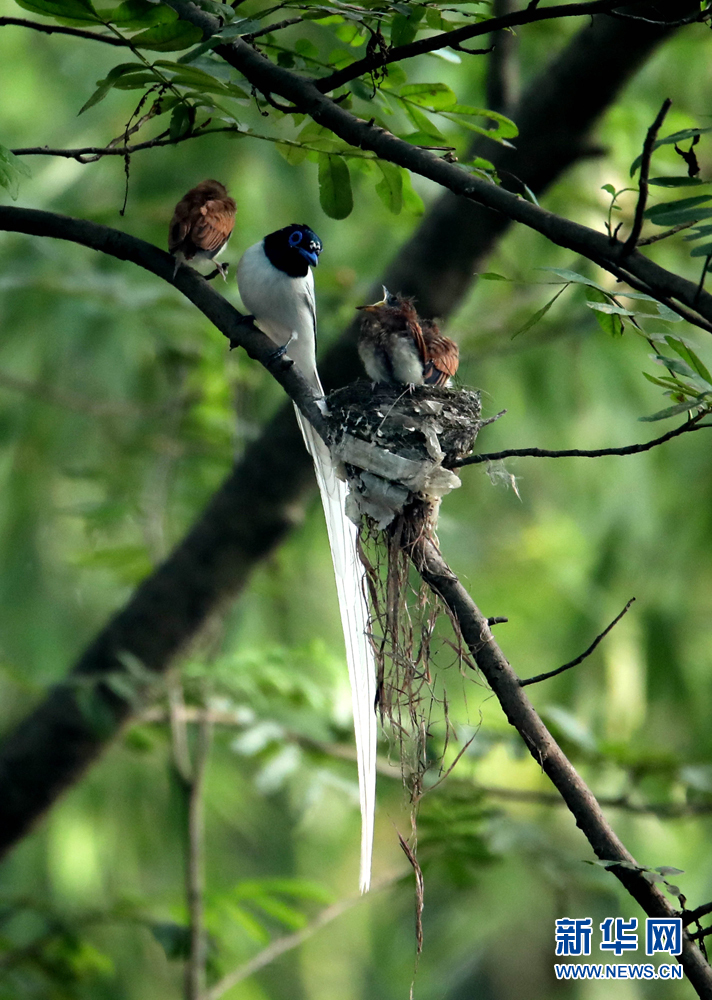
(357, 288, 459, 386)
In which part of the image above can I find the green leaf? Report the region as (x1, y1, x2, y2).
(397, 130, 449, 147)
(401, 169, 424, 215)
(150, 922, 191, 960)
(111, 71, 164, 90)
(648, 175, 705, 187)
(655, 866, 685, 876)
(442, 105, 518, 139)
(478, 272, 510, 281)
(684, 224, 712, 239)
(511, 286, 566, 338)
(318, 153, 353, 219)
(374, 160, 402, 214)
(14, 0, 100, 24)
(276, 142, 309, 166)
(601, 183, 616, 196)
(169, 104, 193, 141)
(639, 398, 708, 422)
(78, 62, 146, 114)
(585, 301, 637, 317)
(644, 195, 712, 227)
(539, 266, 608, 293)
(664, 337, 712, 385)
(132, 20, 202, 50)
(106, 0, 176, 28)
(641, 371, 682, 391)
(400, 101, 446, 141)
(653, 353, 705, 383)
(0, 144, 32, 201)
(399, 83, 457, 111)
(585, 286, 623, 336)
(646, 194, 712, 216)
(655, 301, 683, 322)
(689, 241, 712, 258)
(390, 6, 425, 46)
(630, 126, 712, 176)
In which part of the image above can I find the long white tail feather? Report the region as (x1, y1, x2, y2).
(237, 250, 377, 891)
(294, 408, 378, 893)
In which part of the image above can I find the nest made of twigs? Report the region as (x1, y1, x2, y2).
(327, 382, 482, 528)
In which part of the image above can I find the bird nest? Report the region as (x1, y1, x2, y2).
(326, 381, 484, 800)
(327, 381, 482, 529)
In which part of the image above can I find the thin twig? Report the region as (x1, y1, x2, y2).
(205, 875, 400, 1000)
(637, 220, 698, 246)
(185, 714, 212, 1000)
(520, 598, 635, 687)
(313, 0, 653, 93)
(620, 98, 672, 256)
(606, 8, 710, 27)
(456, 412, 711, 467)
(402, 532, 712, 992)
(0, 16, 127, 45)
(244, 16, 302, 40)
(398, 833, 424, 955)
(685, 903, 712, 927)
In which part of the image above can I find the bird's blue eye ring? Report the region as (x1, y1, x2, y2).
(288, 230, 303, 246)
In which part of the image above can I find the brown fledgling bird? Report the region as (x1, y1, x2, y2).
(168, 179, 236, 280)
(357, 288, 459, 386)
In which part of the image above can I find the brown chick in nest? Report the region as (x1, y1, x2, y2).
(357, 287, 459, 386)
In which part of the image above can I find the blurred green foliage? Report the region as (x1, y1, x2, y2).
(1, 2, 712, 999)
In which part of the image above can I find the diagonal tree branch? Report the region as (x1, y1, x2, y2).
(404, 531, 712, 997)
(0, 16, 128, 45)
(162, 0, 712, 332)
(0, 207, 328, 441)
(313, 0, 654, 94)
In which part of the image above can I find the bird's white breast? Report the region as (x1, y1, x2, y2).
(237, 241, 318, 386)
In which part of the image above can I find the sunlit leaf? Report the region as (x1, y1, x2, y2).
(0, 144, 31, 201)
(399, 82, 457, 110)
(585, 286, 624, 336)
(374, 160, 403, 214)
(132, 20, 202, 51)
(106, 0, 176, 28)
(585, 301, 636, 316)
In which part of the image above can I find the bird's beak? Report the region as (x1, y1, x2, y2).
(298, 247, 319, 267)
(356, 286, 389, 312)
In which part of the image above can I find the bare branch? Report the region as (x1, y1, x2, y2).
(456, 412, 712, 467)
(621, 97, 672, 255)
(403, 531, 712, 995)
(520, 598, 636, 686)
(206, 875, 401, 999)
(244, 17, 302, 40)
(0, 16, 127, 46)
(185, 714, 212, 1000)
